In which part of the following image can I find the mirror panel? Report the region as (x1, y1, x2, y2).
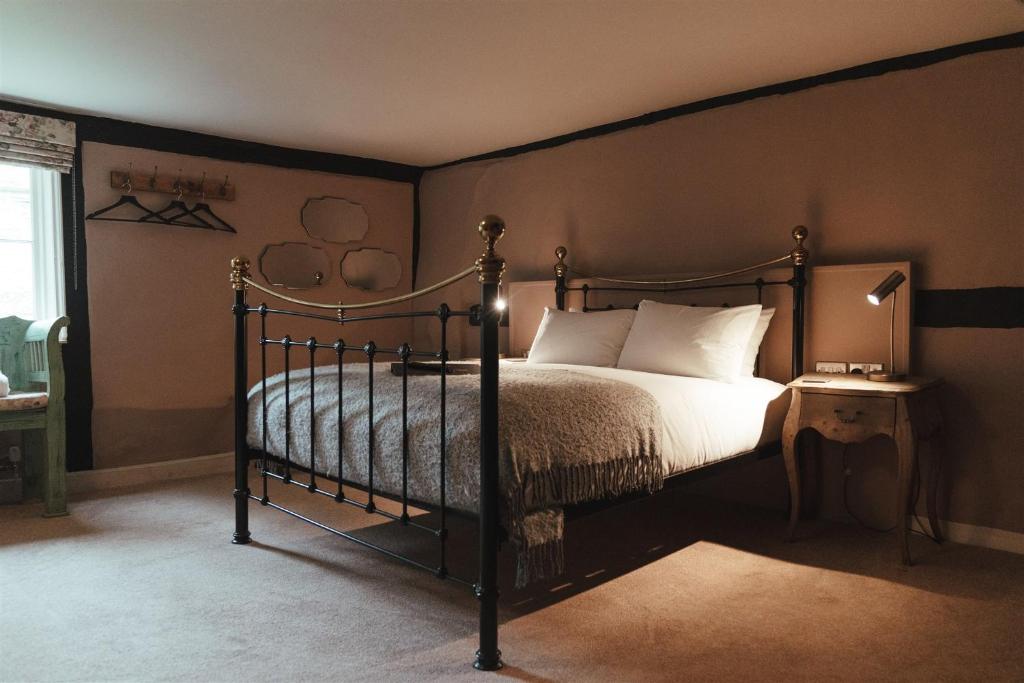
(341, 248, 402, 291)
(302, 196, 369, 243)
(259, 242, 331, 289)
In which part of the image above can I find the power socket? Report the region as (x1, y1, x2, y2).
(815, 361, 849, 374)
(849, 362, 884, 375)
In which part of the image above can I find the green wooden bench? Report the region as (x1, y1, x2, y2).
(0, 316, 70, 516)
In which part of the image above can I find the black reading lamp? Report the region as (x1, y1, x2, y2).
(866, 270, 907, 381)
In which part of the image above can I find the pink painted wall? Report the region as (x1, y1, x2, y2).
(83, 142, 414, 468)
(414, 48, 1023, 534)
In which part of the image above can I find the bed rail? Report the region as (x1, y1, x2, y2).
(553, 226, 809, 379)
(230, 215, 507, 671)
(239, 263, 478, 311)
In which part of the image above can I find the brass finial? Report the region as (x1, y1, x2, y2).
(554, 246, 567, 278)
(475, 215, 506, 284)
(790, 226, 809, 266)
(230, 256, 250, 290)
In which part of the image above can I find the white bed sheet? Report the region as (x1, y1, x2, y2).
(508, 361, 790, 476)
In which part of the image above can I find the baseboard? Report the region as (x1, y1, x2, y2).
(67, 452, 233, 494)
(910, 517, 1024, 555)
(808, 508, 1023, 556)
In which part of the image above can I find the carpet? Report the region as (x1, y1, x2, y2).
(1, 472, 1021, 681)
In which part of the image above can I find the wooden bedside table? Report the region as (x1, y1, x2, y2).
(783, 373, 945, 565)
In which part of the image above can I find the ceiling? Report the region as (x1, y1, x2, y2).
(1, 1, 1021, 167)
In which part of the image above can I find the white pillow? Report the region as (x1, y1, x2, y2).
(616, 300, 762, 381)
(527, 307, 636, 367)
(739, 307, 775, 377)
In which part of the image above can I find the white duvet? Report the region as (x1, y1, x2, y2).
(509, 361, 790, 475)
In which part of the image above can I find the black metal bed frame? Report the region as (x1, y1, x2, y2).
(229, 218, 809, 671)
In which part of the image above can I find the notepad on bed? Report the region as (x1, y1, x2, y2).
(389, 361, 481, 376)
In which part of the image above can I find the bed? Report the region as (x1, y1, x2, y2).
(246, 360, 789, 585)
(228, 217, 809, 670)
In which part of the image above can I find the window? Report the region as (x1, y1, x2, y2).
(0, 162, 65, 321)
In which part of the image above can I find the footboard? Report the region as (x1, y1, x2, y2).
(230, 216, 506, 671)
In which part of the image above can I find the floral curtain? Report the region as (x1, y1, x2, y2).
(0, 110, 76, 173)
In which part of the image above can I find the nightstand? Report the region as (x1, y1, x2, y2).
(783, 373, 945, 565)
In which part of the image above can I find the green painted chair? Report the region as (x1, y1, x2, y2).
(0, 316, 70, 516)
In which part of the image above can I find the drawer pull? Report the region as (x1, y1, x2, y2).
(834, 409, 863, 424)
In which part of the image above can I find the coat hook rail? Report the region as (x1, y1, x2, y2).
(109, 169, 236, 201)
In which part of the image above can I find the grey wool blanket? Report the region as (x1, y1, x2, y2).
(247, 362, 664, 586)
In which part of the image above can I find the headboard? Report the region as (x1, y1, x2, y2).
(509, 227, 809, 381)
(509, 251, 914, 385)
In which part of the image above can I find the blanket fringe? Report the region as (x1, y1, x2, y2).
(507, 452, 664, 587)
(529, 454, 664, 508)
(507, 454, 664, 525)
(516, 538, 566, 588)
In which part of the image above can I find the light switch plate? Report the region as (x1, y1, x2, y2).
(849, 362, 884, 375)
(815, 361, 848, 374)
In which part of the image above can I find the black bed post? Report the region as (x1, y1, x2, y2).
(554, 246, 567, 311)
(474, 215, 506, 671)
(789, 226, 809, 380)
(231, 257, 252, 545)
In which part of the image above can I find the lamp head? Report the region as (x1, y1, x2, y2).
(867, 270, 906, 306)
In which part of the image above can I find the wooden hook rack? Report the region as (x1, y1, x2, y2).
(110, 169, 236, 201)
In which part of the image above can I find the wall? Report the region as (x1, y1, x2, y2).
(414, 48, 1023, 534)
(83, 142, 414, 469)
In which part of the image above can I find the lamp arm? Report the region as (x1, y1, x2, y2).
(890, 288, 897, 374)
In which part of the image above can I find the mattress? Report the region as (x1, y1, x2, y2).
(247, 360, 788, 481)
(515, 361, 790, 475)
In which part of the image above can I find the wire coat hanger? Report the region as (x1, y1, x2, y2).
(186, 174, 236, 233)
(137, 169, 215, 228)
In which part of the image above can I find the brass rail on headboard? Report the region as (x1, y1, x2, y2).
(554, 226, 808, 286)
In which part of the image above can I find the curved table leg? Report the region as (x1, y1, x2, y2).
(782, 392, 803, 541)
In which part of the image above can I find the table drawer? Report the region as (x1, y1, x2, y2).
(801, 393, 895, 442)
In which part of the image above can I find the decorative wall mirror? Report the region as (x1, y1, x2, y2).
(341, 248, 402, 291)
(259, 242, 331, 289)
(301, 196, 369, 243)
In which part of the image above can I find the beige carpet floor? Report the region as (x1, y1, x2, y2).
(1, 472, 1022, 682)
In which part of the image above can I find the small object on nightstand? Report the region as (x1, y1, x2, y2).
(783, 373, 945, 565)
